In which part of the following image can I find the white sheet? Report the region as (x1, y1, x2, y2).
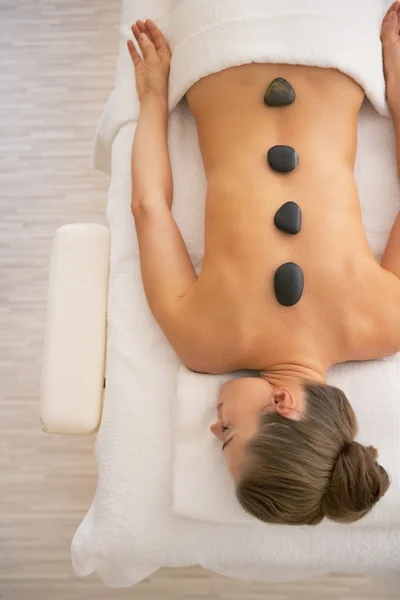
(72, 0, 400, 589)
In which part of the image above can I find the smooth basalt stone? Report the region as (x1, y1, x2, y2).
(274, 262, 304, 307)
(274, 201, 302, 235)
(264, 78, 296, 107)
(267, 145, 299, 173)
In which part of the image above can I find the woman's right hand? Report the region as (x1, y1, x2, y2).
(381, 1, 400, 117)
(127, 19, 171, 104)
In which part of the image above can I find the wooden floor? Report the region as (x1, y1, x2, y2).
(0, 1, 398, 598)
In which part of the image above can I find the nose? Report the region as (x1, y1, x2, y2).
(210, 421, 224, 440)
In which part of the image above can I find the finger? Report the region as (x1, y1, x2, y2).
(385, 1, 399, 17)
(136, 20, 146, 33)
(384, 1, 400, 22)
(382, 10, 399, 44)
(145, 19, 170, 52)
(137, 20, 160, 50)
(127, 39, 142, 66)
(136, 21, 158, 52)
(390, 9, 399, 33)
(131, 24, 142, 44)
(137, 31, 157, 60)
(382, 1, 398, 24)
(138, 20, 156, 46)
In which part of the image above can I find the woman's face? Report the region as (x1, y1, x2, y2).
(210, 376, 305, 480)
(210, 377, 275, 480)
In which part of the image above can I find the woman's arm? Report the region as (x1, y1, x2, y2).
(131, 94, 173, 210)
(127, 20, 198, 338)
(128, 20, 173, 209)
(380, 3, 400, 278)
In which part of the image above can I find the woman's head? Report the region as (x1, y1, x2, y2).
(210, 376, 306, 479)
(210, 377, 390, 525)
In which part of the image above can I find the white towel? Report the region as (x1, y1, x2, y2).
(72, 0, 400, 589)
(173, 356, 400, 526)
(94, 0, 389, 173)
(169, 0, 388, 116)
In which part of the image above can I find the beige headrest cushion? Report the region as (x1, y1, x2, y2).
(40, 223, 110, 434)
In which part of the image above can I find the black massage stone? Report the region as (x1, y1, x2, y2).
(274, 262, 304, 307)
(274, 201, 302, 235)
(267, 145, 299, 173)
(264, 78, 296, 107)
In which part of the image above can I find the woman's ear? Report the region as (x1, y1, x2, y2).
(274, 388, 296, 417)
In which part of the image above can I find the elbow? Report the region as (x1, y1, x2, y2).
(131, 196, 144, 214)
(131, 192, 172, 214)
(131, 199, 151, 218)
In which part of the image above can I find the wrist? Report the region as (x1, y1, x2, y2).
(386, 80, 400, 116)
(391, 102, 400, 125)
(392, 104, 400, 122)
(140, 92, 168, 111)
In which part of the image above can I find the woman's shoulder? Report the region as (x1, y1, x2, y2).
(340, 264, 400, 362)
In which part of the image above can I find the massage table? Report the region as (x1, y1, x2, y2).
(40, 0, 400, 589)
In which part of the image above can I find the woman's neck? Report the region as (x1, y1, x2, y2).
(258, 360, 327, 389)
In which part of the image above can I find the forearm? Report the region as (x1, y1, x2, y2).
(381, 111, 400, 273)
(381, 210, 400, 277)
(131, 95, 173, 210)
(392, 111, 400, 178)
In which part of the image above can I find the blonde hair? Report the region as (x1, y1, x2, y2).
(236, 380, 390, 525)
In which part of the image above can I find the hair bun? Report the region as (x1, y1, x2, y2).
(322, 441, 390, 524)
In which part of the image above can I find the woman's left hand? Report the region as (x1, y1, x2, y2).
(127, 19, 171, 103)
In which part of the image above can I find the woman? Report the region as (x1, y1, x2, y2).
(127, 3, 400, 525)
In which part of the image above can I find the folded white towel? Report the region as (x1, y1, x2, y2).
(94, 0, 389, 173)
(169, 0, 388, 116)
(72, 0, 400, 589)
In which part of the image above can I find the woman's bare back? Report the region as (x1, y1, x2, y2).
(175, 63, 400, 374)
